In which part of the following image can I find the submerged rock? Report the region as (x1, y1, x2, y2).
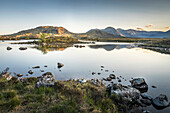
(7, 47, 12, 50)
(35, 72, 55, 88)
(28, 70, 33, 74)
(19, 47, 27, 50)
(131, 78, 148, 93)
(57, 62, 64, 68)
(140, 99, 152, 106)
(152, 94, 170, 110)
(107, 83, 140, 101)
(141, 93, 152, 100)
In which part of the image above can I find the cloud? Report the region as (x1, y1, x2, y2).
(145, 24, 154, 28)
(136, 28, 144, 31)
(165, 27, 170, 29)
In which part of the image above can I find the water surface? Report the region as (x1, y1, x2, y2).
(0, 40, 170, 112)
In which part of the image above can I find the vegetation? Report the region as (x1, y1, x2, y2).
(80, 37, 163, 43)
(0, 76, 121, 113)
(139, 38, 170, 54)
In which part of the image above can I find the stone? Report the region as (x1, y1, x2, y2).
(17, 74, 23, 77)
(1, 72, 12, 80)
(140, 99, 152, 106)
(35, 72, 55, 88)
(92, 72, 95, 75)
(28, 70, 33, 74)
(118, 79, 121, 82)
(57, 62, 64, 68)
(19, 47, 27, 50)
(152, 94, 170, 110)
(109, 74, 116, 79)
(32, 66, 40, 69)
(107, 83, 141, 101)
(141, 93, 152, 100)
(7, 47, 12, 50)
(152, 85, 157, 88)
(131, 78, 148, 93)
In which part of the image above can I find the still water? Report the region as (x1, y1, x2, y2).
(0, 40, 170, 112)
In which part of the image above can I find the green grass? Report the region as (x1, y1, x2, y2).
(0, 76, 120, 113)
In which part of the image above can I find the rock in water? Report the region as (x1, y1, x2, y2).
(57, 62, 64, 68)
(7, 47, 12, 50)
(131, 78, 148, 93)
(152, 85, 157, 88)
(19, 47, 27, 50)
(106, 83, 140, 101)
(28, 70, 33, 74)
(32, 66, 40, 69)
(92, 72, 96, 75)
(152, 94, 170, 110)
(109, 74, 116, 79)
(1, 72, 12, 80)
(35, 72, 55, 88)
(17, 74, 23, 77)
(140, 99, 152, 106)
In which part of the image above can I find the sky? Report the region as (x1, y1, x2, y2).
(0, 0, 170, 35)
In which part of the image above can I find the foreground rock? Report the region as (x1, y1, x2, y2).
(152, 94, 170, 110)
(131, 78, 148, 93)
(106, 83, 140, 101)
(0, 68, 12, 80)
(7, 47, 12, 50)
(57, 62, 64, 68)
(1, 72, 12, 80)
(35, 72, 55, 88)
(19, 47, 27, 50)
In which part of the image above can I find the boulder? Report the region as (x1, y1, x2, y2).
(19, 47, 27, 50)
(35, 72, 55, 88)
(28, 70, 33, 74)
(130, 78, 148, 93)
(7, 47, 12, 50)
(57, 62, 64, 68)
(107, 83, 140, 101)
(152, 94, 170, 110)
(1, 72, 12, 80)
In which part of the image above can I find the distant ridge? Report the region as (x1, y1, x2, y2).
(1, 26, 170, 39)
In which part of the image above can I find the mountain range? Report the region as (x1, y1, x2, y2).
(1, 26, 170, 39)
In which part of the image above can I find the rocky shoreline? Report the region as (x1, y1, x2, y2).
(0, 66, 170, 113)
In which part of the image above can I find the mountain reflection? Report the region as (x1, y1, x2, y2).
(88, 44, 128, 51)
